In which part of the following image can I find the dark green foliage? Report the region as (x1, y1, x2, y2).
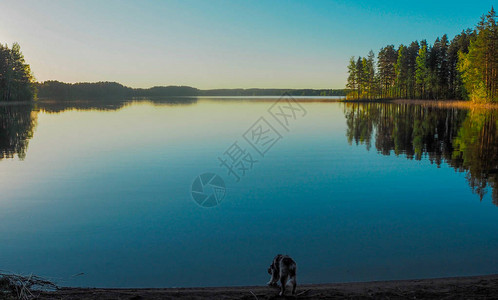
(0, 105, 37, 160)
(459, 8, 498, 103)
(406, 41, 420, 98)
(377, 45, 397, 98)
(347, 34, 470, 100)
(346, 9, 498, 103)
(135, 86, 199, 97)
(0, 43, 36, 101)
(36, 81, 197, 99)
(37, 81, 348, 99)
(448, 30, 473, 99)
(395, 45, 410, 98)
(37, 81, 132, 99)
(200, 88, 347, 97)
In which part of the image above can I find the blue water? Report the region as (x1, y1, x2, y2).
(0, 98, 496, 288)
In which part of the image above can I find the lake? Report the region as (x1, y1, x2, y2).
(0, 97, 497, 288)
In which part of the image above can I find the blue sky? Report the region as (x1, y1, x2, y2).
(0, 0, 494, 89)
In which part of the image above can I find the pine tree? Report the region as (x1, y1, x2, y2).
(415, 45, 429, 98)
(0, 43, 36, 101)
(459, 7, 498, 103)
(448, 30, 473, 99)
(365, 50, 376, 99)
(438, 35, 450, 98)
(356, 57, 364, 98)
(346, 57, 358, 99)
(396, 45, 410, 98)
(407, 41, 420, 98)
(377, 45, 397, 98)
(344, 8, 496, 102)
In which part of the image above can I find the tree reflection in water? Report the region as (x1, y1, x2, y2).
(344, 102, 498, 205)
(2, 100, 497, 206)
(0, 98, 199, 161)
(0, 104, 38, 160)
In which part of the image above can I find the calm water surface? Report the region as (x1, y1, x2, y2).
(0, 97, 497, 287)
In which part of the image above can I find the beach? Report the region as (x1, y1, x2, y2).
(37, 274, 498, 299)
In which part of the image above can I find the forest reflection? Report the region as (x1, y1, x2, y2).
(0, 104, 38, 160)
(37, 97, 198, 114)
(2, 100, 497, 207)
(0, 98, 199, 161)
(344, 103, 498, 205)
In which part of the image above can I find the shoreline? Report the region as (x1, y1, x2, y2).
(341, 98, 498, 109)
(37, 274, 498, 299)
(3, 97, 498, 109)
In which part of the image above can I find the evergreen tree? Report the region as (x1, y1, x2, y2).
(344, 8, 496, 103)
(0, 43, 36, 102)
(365, 50, 376, 99)
(356, 57, 364, 98)
(346, 57, 358, 99)
(415, 45, 429, 98)
(459, 7, 498, 103)
(407, 41, 420, 98)
(396, 45, 410, 98)
(438, 35, 450, 98)
(448, 30, 472, 99)
(377, 45, 397, 98)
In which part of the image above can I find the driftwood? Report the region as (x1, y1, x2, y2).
(0, 272, 57, 300)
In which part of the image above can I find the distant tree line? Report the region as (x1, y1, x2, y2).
(200, 88, 346, 97)
(37, 81, 132, 99)
(36, 81, 199, 99)
(347, 8, 498, 103)
(0, 43, 347, 102)
(0, 43, 36, 101)
(37, 81, 347, 99)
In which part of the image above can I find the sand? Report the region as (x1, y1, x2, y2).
(36, 274, 498, 299)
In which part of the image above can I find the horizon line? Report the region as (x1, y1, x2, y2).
(37, 80, 347, 90)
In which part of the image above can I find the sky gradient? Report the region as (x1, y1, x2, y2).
(0, 0, 495, 89)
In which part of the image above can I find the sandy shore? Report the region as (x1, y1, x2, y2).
(36, 274, 498, 299)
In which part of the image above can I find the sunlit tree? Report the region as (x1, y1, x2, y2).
(459, 8, 498, 103)
(0, 42, 36, 101)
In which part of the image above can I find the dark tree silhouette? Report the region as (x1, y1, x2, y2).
(0, 43, 36, 101)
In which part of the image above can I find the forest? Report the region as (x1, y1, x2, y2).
(0, 43, 36, 101)
(199, 88, 346, 97)
(36, 81, 198, 99)
(36, 81, 347, 99)
(1, 43, 346, 101)
(1, 8, 497, 103)
(346, 8, 498, 103)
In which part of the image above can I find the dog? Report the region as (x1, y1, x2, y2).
(267, 254, 297, 296)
